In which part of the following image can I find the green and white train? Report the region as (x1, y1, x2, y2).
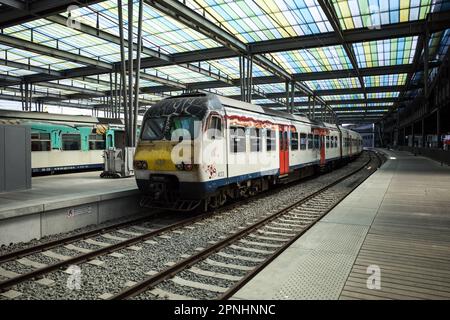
(0, 109, 128, 175)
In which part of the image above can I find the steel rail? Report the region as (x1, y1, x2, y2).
(219, 152, 382, 299)
(0, 213, 161, 264)
(111, 152, 375, 300)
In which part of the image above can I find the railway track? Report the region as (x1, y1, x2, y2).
(0, 151, 381, 300)
(111, 151, 382, 300)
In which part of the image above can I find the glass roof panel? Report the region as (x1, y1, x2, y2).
(305, 77, 360, 90)
(0, 65, 37, 76)
(332, 0, 433, 30)
(353, 36, 418, 68)
(429, 28, 450, 61)
(200, 58, 273, 79)
(183, 0, 333, 43)
(330, 104, 365, 107)
(368, 102, 394, 107)
(4, 19, 125, 64)
(255, 83, 287, 93)
(0, 44, 85, 70)
(364, 74, 408, 87)
(336, 109, 388, 113)
(151, 66, 217, 83)
(208, 86, 242, 96)
(269, 45, 352, 73)
(59, 0, 221, 55)
(367, 92, 400, 98)
(253, 99, 276, 105)
(322, 93, 364, 100)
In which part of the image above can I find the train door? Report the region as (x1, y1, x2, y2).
(320, 135, 326, 165)
(349, 137, 353, 156)
(279, 125, 289, 175)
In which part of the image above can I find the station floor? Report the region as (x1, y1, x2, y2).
(0, 171, 137, 220)
(232, 149, 450, 300)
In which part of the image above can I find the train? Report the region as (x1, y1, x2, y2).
(0, 109, 127, 175)
(133, 93, 363, 211)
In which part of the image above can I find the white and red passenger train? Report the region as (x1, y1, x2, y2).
(134, 93, 362, 211)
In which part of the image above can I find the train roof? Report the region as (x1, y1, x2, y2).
(0, 109, 99, 124)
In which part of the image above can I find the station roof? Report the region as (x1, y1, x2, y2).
(0, 0, 449, 123)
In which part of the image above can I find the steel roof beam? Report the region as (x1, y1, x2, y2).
(260, 98, 404, 108)
(0, 58, 62, 77)
(145, 0, 318, 101)
(0, 33, 113, 70)
(317, 0, 367, 110)
(250, 10, 450, 54)
(0, 0, 26, 11)
(0, 0, 103, 29)
(47, 14, 233, 86)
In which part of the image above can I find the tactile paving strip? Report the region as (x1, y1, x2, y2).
(233, 222, 369, 300)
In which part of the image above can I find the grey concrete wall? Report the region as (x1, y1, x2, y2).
(0, 124, 31, 192)
(0, 194, 146, 246)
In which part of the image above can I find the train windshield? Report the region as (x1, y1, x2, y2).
(141, 116, 200, 141)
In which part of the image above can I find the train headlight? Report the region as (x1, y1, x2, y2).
(175, 163, 193, 171)
(134, 160, 148, 170)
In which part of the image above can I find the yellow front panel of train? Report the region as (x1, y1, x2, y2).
(135, 141, 177, 171)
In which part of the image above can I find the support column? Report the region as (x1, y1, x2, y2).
(424, 27, 430, 101)
(246, 55, 253, 103)
(312, 95, 316, 120)
(437, 108, 442, 148)
(134, 0, 144, 146)
(411, 123, 415, 147)
(239, 56, 245, 102)
(308, 95, 311, 118)
(285, 80, 289, 113)
(422, 118, 425, 148)
(118, 0, 129, 145)
(127, 0, 134, 147)
(290, 81, 295, 114)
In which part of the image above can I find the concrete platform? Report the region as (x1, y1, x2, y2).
(232, 149, 450, 300)
(0, 171, 144, 245)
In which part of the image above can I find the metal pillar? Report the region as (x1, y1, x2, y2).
(424, 28, 430, 101)
(114, 71, 118, 119)
(118, 0, 129, 145)
(239, 56, 245, 102)
(411, 123, 415, 147)
(20, 82, 24, 111)
(307, 95, 311, 118)
(312, 95, 316, 120)
(437, 108, 442, 148)
(134, 0, 144, 146)
(292, 83, 295, 114)
(422, 118, 425, 147)
(285, 80, 289, 112)
(246, 55, 253, 103)
(128, 0, 134, 147)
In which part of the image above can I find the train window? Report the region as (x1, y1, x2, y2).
(334, 136, 337, 148)
(230, 126, 246, 153)
(62, 134, 81, 151)
(141, 117, 166, 140)
(207, 116, 222, 140)
(307, 134, 313, 149)
(31, 133, 51, 152)
(291, 132, 299, 151)
(300, 133, 307, 150)
(170, 117, 201, 141)
(326, 136, 330, 148)
(89, 134, 105, 150)
(313, 135, 320, 149)
(250, 128, 261, 152)
(266, 129, 276, 152)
